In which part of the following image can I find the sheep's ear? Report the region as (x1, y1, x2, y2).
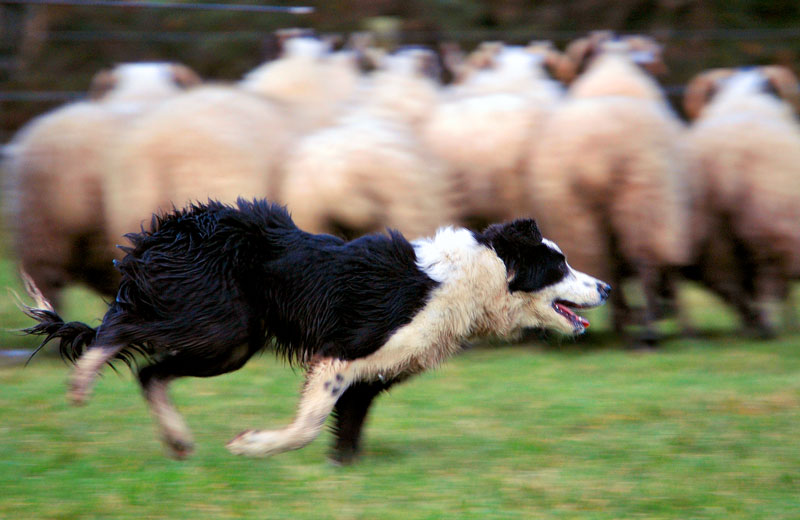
(683, 69, 732, 120)
(169, 64, 202, 89)
(440, 41, 465, 82)
(564, 30, 613, 79)
(416, 49, 441, 81)
(271, 27, 316, 58)
(363, 47, 387, 70)
(88, 69, 116, 100)
(761, 65, 800, 112)
(621, 35, 668, 76)
(322, 33, 345, 51)
(467, 42, 501, 70)
(526, 40, 571, 83)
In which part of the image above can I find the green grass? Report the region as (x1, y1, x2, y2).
(2, 251, 800, 518)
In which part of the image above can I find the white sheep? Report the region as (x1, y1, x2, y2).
(103, 85, 293, 257)
(680, 66, 800, 336)
(3, 63, 200, 309)
(422, 43, 564, 228)
(104, 35, 362, 259)
(526, 37, 690, 345)
(279, 47, 456, 240)
(239, 35, 362, 132)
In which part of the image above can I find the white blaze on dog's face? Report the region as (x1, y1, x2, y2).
(477, 220, 610, 335)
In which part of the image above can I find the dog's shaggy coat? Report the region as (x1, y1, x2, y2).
(21, 199, 609, 462)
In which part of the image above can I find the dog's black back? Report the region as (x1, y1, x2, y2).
(97, 199, 438, 372)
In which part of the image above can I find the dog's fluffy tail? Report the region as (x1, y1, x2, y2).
(15, 271, 98, 365)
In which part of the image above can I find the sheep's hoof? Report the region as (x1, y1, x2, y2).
(744, 325, 777, 341)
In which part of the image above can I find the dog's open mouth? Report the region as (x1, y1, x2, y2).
(553, 300, 591, 331)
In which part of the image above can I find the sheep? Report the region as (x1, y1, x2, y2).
(239, 35, 363, 132)
(676, 66, 800, 336)
(421, 43, 564, 229)
(279, 47, 457, 240)
(104, 34, 363, 260)
(526, 37, 690, 345)
(103, 86, 293, 258)
(2, 63, 201, 310)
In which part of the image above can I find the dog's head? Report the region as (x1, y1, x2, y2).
(475, 219, 610, 335)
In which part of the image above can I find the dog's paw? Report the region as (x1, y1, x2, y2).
(226, 429, 287, 457)
(67, 384, 90, 407)
(165, 437, 195, 460)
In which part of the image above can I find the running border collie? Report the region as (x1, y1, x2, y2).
(19, 199, 610, 462)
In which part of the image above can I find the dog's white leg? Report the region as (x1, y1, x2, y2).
(69, 344, 124, 406)
(226, 358, 352, 457)
(142, 375, 194, 459)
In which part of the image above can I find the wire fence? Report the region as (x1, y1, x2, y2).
(0, 0, 314, 14)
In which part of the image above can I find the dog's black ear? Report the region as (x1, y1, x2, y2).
(475, 219, 543, 279)
(478, 219, 543, 252)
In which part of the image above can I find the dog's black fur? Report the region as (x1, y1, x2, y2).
(21, 198, 587, 462)
(30, 200, 439, 368)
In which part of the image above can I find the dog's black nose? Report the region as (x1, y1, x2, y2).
(597, 282, 611, 300)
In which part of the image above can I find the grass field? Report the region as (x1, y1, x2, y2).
(2, 251, 800, 519)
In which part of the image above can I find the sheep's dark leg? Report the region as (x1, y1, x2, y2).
(751, 263, 783, 339)
(138, 364, 193, 459)
(608, 263, 630, 338)
(636, 264, 662, 348)
(659, 267, 697, 337)
(329, 379, 400, 465)
(780, 280, 798, 332)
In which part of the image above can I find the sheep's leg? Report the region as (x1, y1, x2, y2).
(329, 379, 397, 465)
(655, 268, 697, 337)
(138, 365, 194, 459)
(751, 264, 783, 338)
(69, 343, 126, 406)
(608, 264, 630, 337)
(781, 281, 798, 332)
(637, 264, 661, 348)
(227, 358, 352, 457)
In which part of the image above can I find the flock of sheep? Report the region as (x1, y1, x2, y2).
(4, 30, 800, 347)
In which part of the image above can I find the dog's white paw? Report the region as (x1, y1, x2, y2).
(226, 429, 289, 457)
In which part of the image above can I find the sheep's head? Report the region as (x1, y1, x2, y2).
(452, 42, 555, 87)
(561, 32, 666, 84)
(684, 66, 800, 119)
(88, 63, 201, 101)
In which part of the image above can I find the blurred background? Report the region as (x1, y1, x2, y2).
(2, 1, 800, 519)
(3, 0, 800, 138)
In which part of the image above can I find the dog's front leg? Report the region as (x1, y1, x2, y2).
(226, 358, 352, 457)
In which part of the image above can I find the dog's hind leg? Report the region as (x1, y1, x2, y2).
(227, 358, 352, 457)
(69, 343, 126, 406)
(138, 365, 194, 459)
